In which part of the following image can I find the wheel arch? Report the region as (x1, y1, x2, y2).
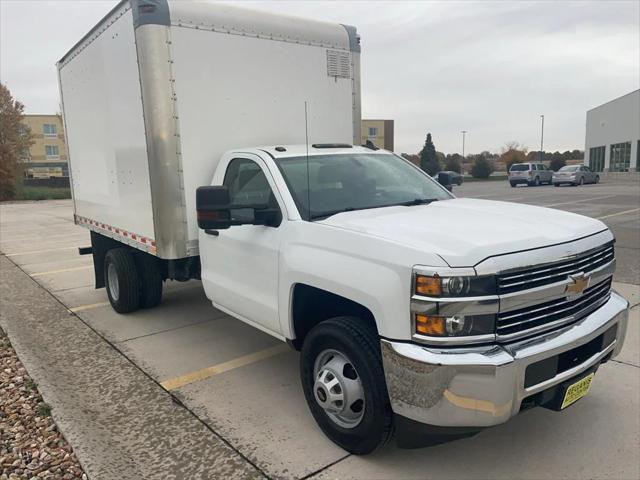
(287, 283, 378, 350)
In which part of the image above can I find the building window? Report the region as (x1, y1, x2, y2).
(610, 142, 631, 172)
(589, 146, 605, 172)
(368, 127, 378, 136)
(45, 145, 60, 159)
(43, 124, 57, 137)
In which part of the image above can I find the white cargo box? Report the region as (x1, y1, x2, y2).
(58, 0, 361, 259)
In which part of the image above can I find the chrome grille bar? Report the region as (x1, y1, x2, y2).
(498, 243, 614, 294)
(497, 278, 612, 339)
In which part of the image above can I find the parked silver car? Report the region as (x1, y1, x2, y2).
(509, 163, 553, 187)
(553, 165, 600, 186)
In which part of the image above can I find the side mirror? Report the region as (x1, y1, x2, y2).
(196, 186, 233, 230)
(196, 186, 283, 230)
(437, 172, 453, 192)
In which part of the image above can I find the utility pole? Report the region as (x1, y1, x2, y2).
(539, 115, 544, 163)
(461, 130, 467, 173)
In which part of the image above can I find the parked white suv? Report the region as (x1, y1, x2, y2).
(509, 163, 553, 187)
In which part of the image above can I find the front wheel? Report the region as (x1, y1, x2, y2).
(533, 176, 540, 186)
(579, 177, 585, 185)
(595, 175, 600, 184)
(300, 317, 393, 454)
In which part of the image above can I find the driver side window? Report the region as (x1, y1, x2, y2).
(223, 158, 278, 221)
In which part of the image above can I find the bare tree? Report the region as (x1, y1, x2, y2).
(0, 83, 33, 200)
(499, 141, 528, 172)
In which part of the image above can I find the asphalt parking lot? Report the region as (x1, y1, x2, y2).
(1, 179, 639, 480)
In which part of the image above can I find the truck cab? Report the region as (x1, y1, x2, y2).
(195, 144, 629, 453)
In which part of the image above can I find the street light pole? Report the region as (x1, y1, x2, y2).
(461, 130, 467, 173)
(539, 115, 544, 164)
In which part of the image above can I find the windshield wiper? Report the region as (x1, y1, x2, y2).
(310, 207, 356, 220)
(397, 198, 439, 206)
(310, 199, 440, 220)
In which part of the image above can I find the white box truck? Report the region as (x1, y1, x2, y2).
(59, 0, 629, 454)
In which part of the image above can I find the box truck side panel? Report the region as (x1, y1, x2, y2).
(59, 7, 155, 245)
(170, 26, 356, 246)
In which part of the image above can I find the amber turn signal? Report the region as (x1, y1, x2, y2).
(415, 314, 446, 336)
(415, 275, 441, 296)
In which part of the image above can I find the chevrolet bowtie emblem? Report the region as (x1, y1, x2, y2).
(566, 273, 591, 298)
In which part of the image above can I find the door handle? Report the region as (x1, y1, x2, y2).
(204, 229, 219, 236)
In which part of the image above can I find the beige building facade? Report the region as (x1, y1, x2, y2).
(20, 114, 69, 177)
(361, 119, 394, 151)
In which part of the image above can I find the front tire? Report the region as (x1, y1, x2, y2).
(104, 249, 140, 313)
(300, 317, 393, 454)
(595, 175, 600, 184)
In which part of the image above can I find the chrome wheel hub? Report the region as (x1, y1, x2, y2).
(313, 349, 365, 428)
(107, 263, 119, 301)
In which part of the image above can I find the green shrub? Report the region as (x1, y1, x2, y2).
(15, 187, 71, 201)
(470, 155, 495, 178)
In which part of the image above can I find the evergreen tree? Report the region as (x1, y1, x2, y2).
(419, 133, 440, 176)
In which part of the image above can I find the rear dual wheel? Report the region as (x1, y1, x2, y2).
(105, 248, 162, 313)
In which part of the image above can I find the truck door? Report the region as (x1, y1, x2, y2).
(200, 155, 282, 335)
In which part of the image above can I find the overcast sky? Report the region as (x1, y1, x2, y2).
(1, 0, 638, 154)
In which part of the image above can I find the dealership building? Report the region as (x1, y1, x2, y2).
(584, 89, 639, 173)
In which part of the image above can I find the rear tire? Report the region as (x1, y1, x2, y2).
(533, 176, 540, 186)
(135, 253, 163, 309)
(104, 249, 140, 313)
(300, 317, 393, 455)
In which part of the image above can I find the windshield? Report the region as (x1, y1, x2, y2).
(275, 153, 452, 220)
(510, 164, 530, 171)
(559, 166, 579, 172)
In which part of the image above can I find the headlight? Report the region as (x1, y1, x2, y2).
(415, 313, 495, 337)
(414, 273, 496, 297)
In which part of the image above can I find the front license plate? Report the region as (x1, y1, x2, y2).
(561, 373, 594, 409)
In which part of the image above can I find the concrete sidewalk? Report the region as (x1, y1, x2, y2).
(0, 255, 263, 480)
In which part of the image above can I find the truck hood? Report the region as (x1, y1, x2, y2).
(318, 198, 608, 267)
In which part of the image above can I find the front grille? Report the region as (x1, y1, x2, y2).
(497, 277, 612, 340)
(498, 242, 614, 294)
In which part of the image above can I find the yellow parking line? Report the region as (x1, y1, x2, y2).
(597, 208, 640, 220)
(31, 265, 92, 277)
(4, 246, 79, 257)
(161, 344, 289, 391)
(69, 301, 110, 313)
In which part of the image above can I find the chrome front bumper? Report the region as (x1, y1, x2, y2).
(381, 291, 629, 427)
